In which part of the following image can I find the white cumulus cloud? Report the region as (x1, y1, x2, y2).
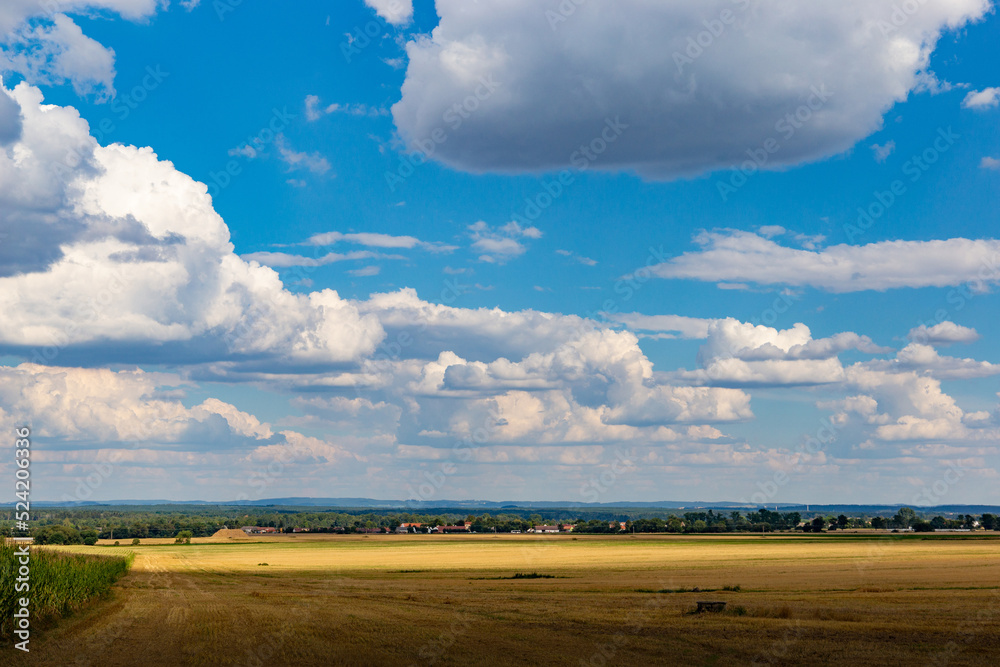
(649, 231, 1000, 292)
(392, 0, 990, 179)
(364, 0, 413, 26)
(962, 86, 1000, 109)
(907, 321, 980, 345)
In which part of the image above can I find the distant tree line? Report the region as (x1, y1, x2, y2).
(3, 505, 997, 539)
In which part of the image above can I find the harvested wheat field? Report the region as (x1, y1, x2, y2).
(12, 534, 1000, 666)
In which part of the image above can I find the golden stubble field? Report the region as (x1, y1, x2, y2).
(12, 534, 1000, 666)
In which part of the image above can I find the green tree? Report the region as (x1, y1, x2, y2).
(175, 530, 194, 544)
(892, 507, 917, 528)
(810, 517, 826, 532)
(981, 513, 997, 530)
(131, 538, 141, 546)
(837, 515, 848, 528)
(871, 517, 887, 530)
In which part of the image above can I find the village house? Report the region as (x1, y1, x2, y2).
(241, 526, 278, 534)
(432, 525, 471, 533)
(396, 522, 424, 534)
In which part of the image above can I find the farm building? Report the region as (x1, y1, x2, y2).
(531, 525, 561, 533)
(241, 526, 278, 534)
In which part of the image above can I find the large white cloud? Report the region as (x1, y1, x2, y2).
(668, 319, 888, 387)
(0, 84, 21, 144)
(844, 366, 970, 442)
(0, 84, 755, 453)
(392, 0, 990, 178)
(650, 231, 1000, 292)
(0, 363, 274, 445)
(0, 83, 384, 366)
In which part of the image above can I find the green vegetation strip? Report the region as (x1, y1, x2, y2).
(1, 543, 134, 638)
(470, 572, 565, 580)
(636, 585, 742, 594)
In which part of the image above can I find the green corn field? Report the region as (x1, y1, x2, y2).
(0, 543, 134, 638)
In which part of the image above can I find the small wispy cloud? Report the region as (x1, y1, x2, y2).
(242, 250, 392, 268)
(348, 266, 381, 277)
(754, 226, 823, 250)
(228, 144, 257, 159)
(469, 221, 542, 264)
(305, 231, 456, 253)
(305, 95, 389, 122)
(276, 135, 331, 175)
(555, 249, 597, 266)
(871, 141, 896, 163)
(980, 156, 1000, 170)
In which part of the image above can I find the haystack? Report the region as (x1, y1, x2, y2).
(211, 528, 252, 540)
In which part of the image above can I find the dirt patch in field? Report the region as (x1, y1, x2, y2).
(210, 529, 252, 541)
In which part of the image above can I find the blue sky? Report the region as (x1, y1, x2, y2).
(1, 0, 998, 504)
